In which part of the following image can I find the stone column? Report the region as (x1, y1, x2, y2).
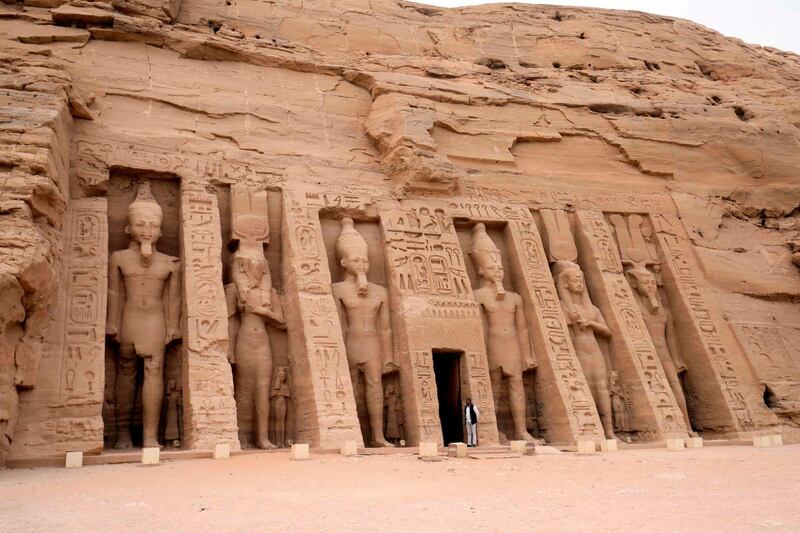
(650, 213, 776, 433)
(505, 219, 605, 445)
(574, 210, 689, 438)
(281, 191, 363, 448)
(180, 192, 239, 450)
(380, 207, 499, 446)
(10, 198, 107, 459)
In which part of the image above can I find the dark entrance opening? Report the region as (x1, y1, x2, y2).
(433, 350, 463, 446)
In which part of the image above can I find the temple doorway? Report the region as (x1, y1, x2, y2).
(433, 350, 464, 446)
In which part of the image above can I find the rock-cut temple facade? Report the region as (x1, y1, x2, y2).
(1, 0, 800, 465)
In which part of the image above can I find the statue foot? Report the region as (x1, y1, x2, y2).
(256, 437, 278, 450)
(115, 434, 133, 449)
(497, 431, 509, 445)
(521, 431, 537, 443)
(143, 437, 160, 448)
(371, 437, 395, 448)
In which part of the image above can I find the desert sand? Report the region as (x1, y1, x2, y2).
(2, 444, 799, 532)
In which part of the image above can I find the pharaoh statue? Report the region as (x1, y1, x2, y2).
(384, 382, 404, 446)
(332, 217, 396, 447)
(107, 180, 181, 449)
(554, 261, 615, 439)
(270, 366, 291, 448)
(626, 266, 693, 431)
(226, 215, 286, 449)
(469, 223, 537, 443)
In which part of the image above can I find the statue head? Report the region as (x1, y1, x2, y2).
(277, 366, 287, 381)
(626, 267, 660, 310)
(554, 261, 585, 295)
(469, 223, 505, 297)
(336, 217, 369, 295)
(126, 180, 163, 260)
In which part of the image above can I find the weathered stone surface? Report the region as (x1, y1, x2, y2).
(0, 0, 799, 465)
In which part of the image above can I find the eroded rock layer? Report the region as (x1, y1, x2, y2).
(1, 0, 798, 465)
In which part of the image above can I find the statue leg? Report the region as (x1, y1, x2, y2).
(587, 357, 614, 439)
(234, 361, 253, 449)
(253, 344, 275, 450)
(507, 373, 534, 442)
(114, 345, 137, 449)
(364, 358, 392, 447)
(141, 351, 164, 448)
(489, 368, 507, 443)
(663, 360, 693, 433)
(274, 396, 287, 447)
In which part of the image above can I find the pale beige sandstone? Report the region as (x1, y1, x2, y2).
(0, 0, 799, 466)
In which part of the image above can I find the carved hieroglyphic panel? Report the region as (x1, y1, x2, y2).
(56, 198, 108, 449)
(575, 210, 687, 437)
(506, 217, 604, 444)
(651, 214, 773, 432)
(281, 190, 363, 448)
(180, 193, 239, 450)
(382, 207, 471, 300)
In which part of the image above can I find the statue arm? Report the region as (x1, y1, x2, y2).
(252, 290, 286, 329)
(379, 291, 397, 373)
(106, 253, 123, 338)
(589, 306, 612, 337)
(166, 259, 181, 341)
(515, 297, 536, 369)
(333, 286, 347, 332)
(666, 313, 687, 373)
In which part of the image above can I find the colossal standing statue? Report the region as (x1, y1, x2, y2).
(227, 234, 286, 449)
(333, 217, 395, 447)
(107, 180, 181, 448)
(626, 267, 694, 432)
(554, 261, 615, 439)
(469, 223, 537, 443)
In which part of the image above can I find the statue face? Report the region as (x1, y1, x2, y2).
(341, 249, 369, 276)
(278, 367, 287, 379)
(127, 208, 162, 244)
(478, 252, 504, 283)
(634, 271, 658, 298)
(564, 269, 585, 294)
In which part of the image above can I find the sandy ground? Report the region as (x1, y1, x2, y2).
(1, 444, 799, 533)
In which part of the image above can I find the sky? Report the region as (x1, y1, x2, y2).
(422, 0, 800, 54)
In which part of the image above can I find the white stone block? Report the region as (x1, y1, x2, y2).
(509, 440, 527, 454)
(577, 440, 596, 455)
(666, 438, 684, 451)
(340, 440, 358, 457)
(600, 439, 618, 452)
(753, 435, 772, 448)
(290, 443, 309, 460)
(65, 451, 83, 468)
(686, 437, 703, 449)
(213, 443, 230, 459)
(142, 447, 160, 465)
(770, 434, 783, 447)
(419, 441, 438, 458)
(452, 442, 468, 458)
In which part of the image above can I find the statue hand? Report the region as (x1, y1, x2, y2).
(166, 328, 181, 343)
(382, 361, 400, 375)
(106, 324, 119, 340)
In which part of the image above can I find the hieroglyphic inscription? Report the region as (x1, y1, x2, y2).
(575, 210, 687, 435)
(59, 199, 107, 419)
(76, 137, 285, 189)
(382, 207, 471, 299)
(652, 214, 756, 430)
(282, 190, 363, 448)
(506, 218, 603, 443)
(462, 181, 673, 214)
(181, 193, 239, 450)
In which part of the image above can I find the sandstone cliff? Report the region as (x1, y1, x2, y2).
(1, 0, 798, 465)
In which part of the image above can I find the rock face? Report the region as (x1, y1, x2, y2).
(0, 0, 798, 465)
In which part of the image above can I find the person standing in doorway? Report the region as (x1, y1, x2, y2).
(464, 398, 480, 447)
